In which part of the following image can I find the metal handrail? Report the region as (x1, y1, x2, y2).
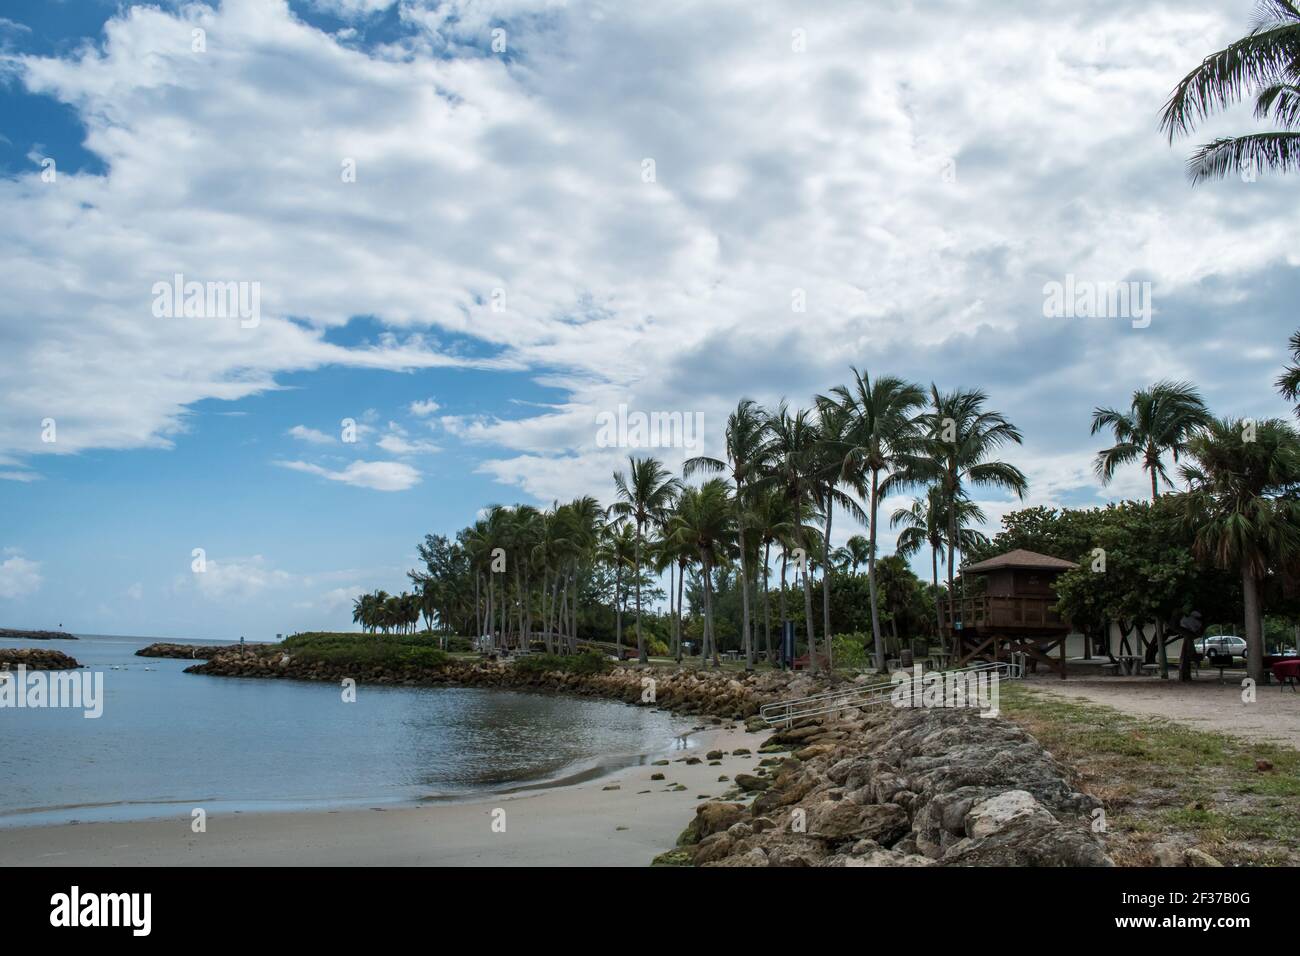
(759, 659, 1024, 726)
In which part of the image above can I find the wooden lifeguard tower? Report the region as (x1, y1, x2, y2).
(942, 548, 1077, 678)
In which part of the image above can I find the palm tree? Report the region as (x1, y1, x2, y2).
(835, 535, 872, 574)
(825, 370, 926, 671)
(920, 386, 1029, 655)
(748, 486, 794, 665)
(808, 397, 865, 668)
(892, 488, 988, 640)
(1091, 381, 1211, 501)
(763, 403, 826, 672)
(1179, 416, 1300, 683)
(1276, 330, 1300, 417)
(611, 457, 680, 664)
(1161, 0, 1300, 183)
(668, 479, 736, 668)
(685, 399, 771, 670)
(600, 519, 637, 658)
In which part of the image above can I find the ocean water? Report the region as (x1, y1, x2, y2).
(0, 633, 693, 827)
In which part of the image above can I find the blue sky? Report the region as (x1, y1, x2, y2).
(0, 0, 1295, 639)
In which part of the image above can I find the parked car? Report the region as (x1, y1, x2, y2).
(1194, 635, 1247, 660)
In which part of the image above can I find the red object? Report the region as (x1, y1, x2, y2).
(792, 653, 830, 671)
(1271, 659, 1300, 688)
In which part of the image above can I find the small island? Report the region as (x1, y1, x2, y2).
(0, 627, 77, 641)
(137, 641, 264, 659)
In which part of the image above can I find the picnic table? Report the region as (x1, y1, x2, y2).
(1108, 655, 1143, 676)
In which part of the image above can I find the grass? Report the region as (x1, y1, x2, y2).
(999, 683, 1300, 866)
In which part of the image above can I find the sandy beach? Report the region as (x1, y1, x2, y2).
(0, 724, 770, 867)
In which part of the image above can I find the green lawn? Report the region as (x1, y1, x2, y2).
(999, 683, 1300, 865)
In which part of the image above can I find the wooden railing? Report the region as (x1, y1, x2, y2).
(940, 595, 1067, 631)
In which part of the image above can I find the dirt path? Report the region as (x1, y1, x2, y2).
(1024, 675, 1300, 750)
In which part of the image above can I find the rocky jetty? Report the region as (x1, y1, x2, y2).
(671, 705, 1112, 867)
(187, 647, 834, 718)
(136, 642, 256, 660)
(0, 627, 76, 640)
(0, 648, 82, 669)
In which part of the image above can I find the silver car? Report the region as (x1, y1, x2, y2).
(1195, 635, 1247, 660)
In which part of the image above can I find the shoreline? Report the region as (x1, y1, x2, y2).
(0, 723, 769, 866)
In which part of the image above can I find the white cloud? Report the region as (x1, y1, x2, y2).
(125, 581, 143, 600)
(190, 555, 295, 601)
(287, 424, 335, 445)
(0, 554, 42, 599)
(0, 0, 1293, 545)
(277, 458, 421, 491)
(375, 421, 439, 455)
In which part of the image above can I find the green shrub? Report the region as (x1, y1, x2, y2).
(514, 651, 613, 675)
(830, 632, 870, 670)
(281, 632, 451, 669)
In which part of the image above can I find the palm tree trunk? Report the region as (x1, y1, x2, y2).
(666, 559, 673, 659)
(474, 572, 482, 639)
(614, 561, 623, 658)
(762, 539, 773, 666)
(737, 479, 754, 671)
(867, 469, 885, 671)
(801, 529, 819, 673)
(779, 546, 789, 645)
(702, 552, 720, 668)
(821, 496, 833, 669)
(946, 499, 958, 660)
(635, 524, 646, 664)
(931, 544, 942, 643)
(1242, 564, 1265, 684)
(675, 559, 686, 663)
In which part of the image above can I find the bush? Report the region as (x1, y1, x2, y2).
(514, 651, 613, 675)
(281, 632, 451, 669)
(831, 632, 871, 670)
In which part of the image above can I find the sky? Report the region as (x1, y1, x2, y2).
(0, 0, 1295, 640)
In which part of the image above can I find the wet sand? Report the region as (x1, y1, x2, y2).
(0, 724, 770, 866)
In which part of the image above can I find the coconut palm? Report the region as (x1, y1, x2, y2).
(918, 387, 1028, 654)
(762, 403, 826, 672)
(748, 485, 796, 665)
(824, 370, 926, 670)
(600, 519, 637, 658)
(685, 399, 771, 670)
(834, 535, 873, 574)
(808, 397, 866, 668)
(1161, 0, 1300, 182)
(1091, 381, 1211, 501)
(667, 478, 736, 667)
(610, 458, 680, 664)
(1180, 417, 1300, 682)
(892, 488, 988, 639)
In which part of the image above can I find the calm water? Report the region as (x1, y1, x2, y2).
(0, 633, 693, 827)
